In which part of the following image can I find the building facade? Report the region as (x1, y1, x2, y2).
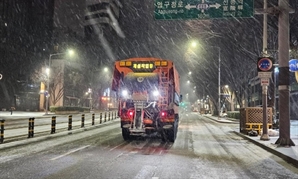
(44, 0, 122, 110)
(0, 0, 55, 110)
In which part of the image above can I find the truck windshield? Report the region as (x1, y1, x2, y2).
(123, 73, 159, 92)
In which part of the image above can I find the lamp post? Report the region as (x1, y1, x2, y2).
(87, 88, 92, 111)
(274, 66, 279, 124)
(45, 68, 50, 114)
(217, 47, 221, 120)
(189, 41, 221, 118)
(45, 50, 74, 114)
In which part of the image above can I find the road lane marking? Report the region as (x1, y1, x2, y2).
(50, 145, 90, 161)
(133, 165, 157, 179)
(109, 141, 126, 151)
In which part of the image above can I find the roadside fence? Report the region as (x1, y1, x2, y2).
(0, 111, 118, 144)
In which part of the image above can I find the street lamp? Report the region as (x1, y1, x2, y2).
(104, 67, 108, 73)
(45, 49, 75, 114)
(191, 41, 221, 119)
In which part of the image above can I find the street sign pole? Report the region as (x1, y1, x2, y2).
(257, 57, 273, 141)
(260, 79, 270, 140)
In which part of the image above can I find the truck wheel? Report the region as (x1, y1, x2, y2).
(161, 127, 177, 142)
(170, 119, 179, 142)
(167, 128, 176, 142)
(122, 128, 130, 141)
(161, 129, 167, 142)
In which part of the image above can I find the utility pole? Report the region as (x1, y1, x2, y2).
(275, 0, 295, 146)
(255, 0, 295, 145)
(260, 0, 270, 141)
(262, 0, 268, 57)
(218, 47, 221, 121)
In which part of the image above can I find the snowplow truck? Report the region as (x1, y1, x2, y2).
(112, 57, 181, 142)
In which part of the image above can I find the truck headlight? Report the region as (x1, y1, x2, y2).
(153, 90, 159, 97)
(122, 89, 129, 97)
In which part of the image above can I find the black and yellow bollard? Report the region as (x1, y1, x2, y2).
(0, 119, 5, 143)
(28, 118, 35, 138)
(104, 112, 107, 122)
(108, 112, 111, 121)
(92, 113, 95, 125)
(100, 113, 102, 124)
(68, 115, 72, 130)
(32, 118, 35, 137)
(51, 116, 56, 134)
(81, 114, 85, 127)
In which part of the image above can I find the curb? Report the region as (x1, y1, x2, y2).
(204, 115, 298, 168)
(233, 131, 298, 168)
(204, 115, 239, 124)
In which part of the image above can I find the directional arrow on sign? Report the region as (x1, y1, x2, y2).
(185, 4, 196, 10)
(209, 3, 221, 9)
(185, 2, 221, 13)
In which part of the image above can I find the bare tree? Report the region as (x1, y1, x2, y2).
(49, 63, 65, 106)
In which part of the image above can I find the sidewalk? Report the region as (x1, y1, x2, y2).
(205, 115, 298, 168)
(0, 111, 56, 120)
(0, 110, 108, 120)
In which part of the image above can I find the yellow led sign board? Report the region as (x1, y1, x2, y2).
(118, 60, 169, 72)
(133, 62, 154, 69)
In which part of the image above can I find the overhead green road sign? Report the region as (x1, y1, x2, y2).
(154, 0, 254, 20)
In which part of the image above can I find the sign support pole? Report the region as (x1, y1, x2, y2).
(258, 65, 272, 140)
(260, 84, 269, 140)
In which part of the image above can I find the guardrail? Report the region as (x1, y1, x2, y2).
(0, 111, 118, 144)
